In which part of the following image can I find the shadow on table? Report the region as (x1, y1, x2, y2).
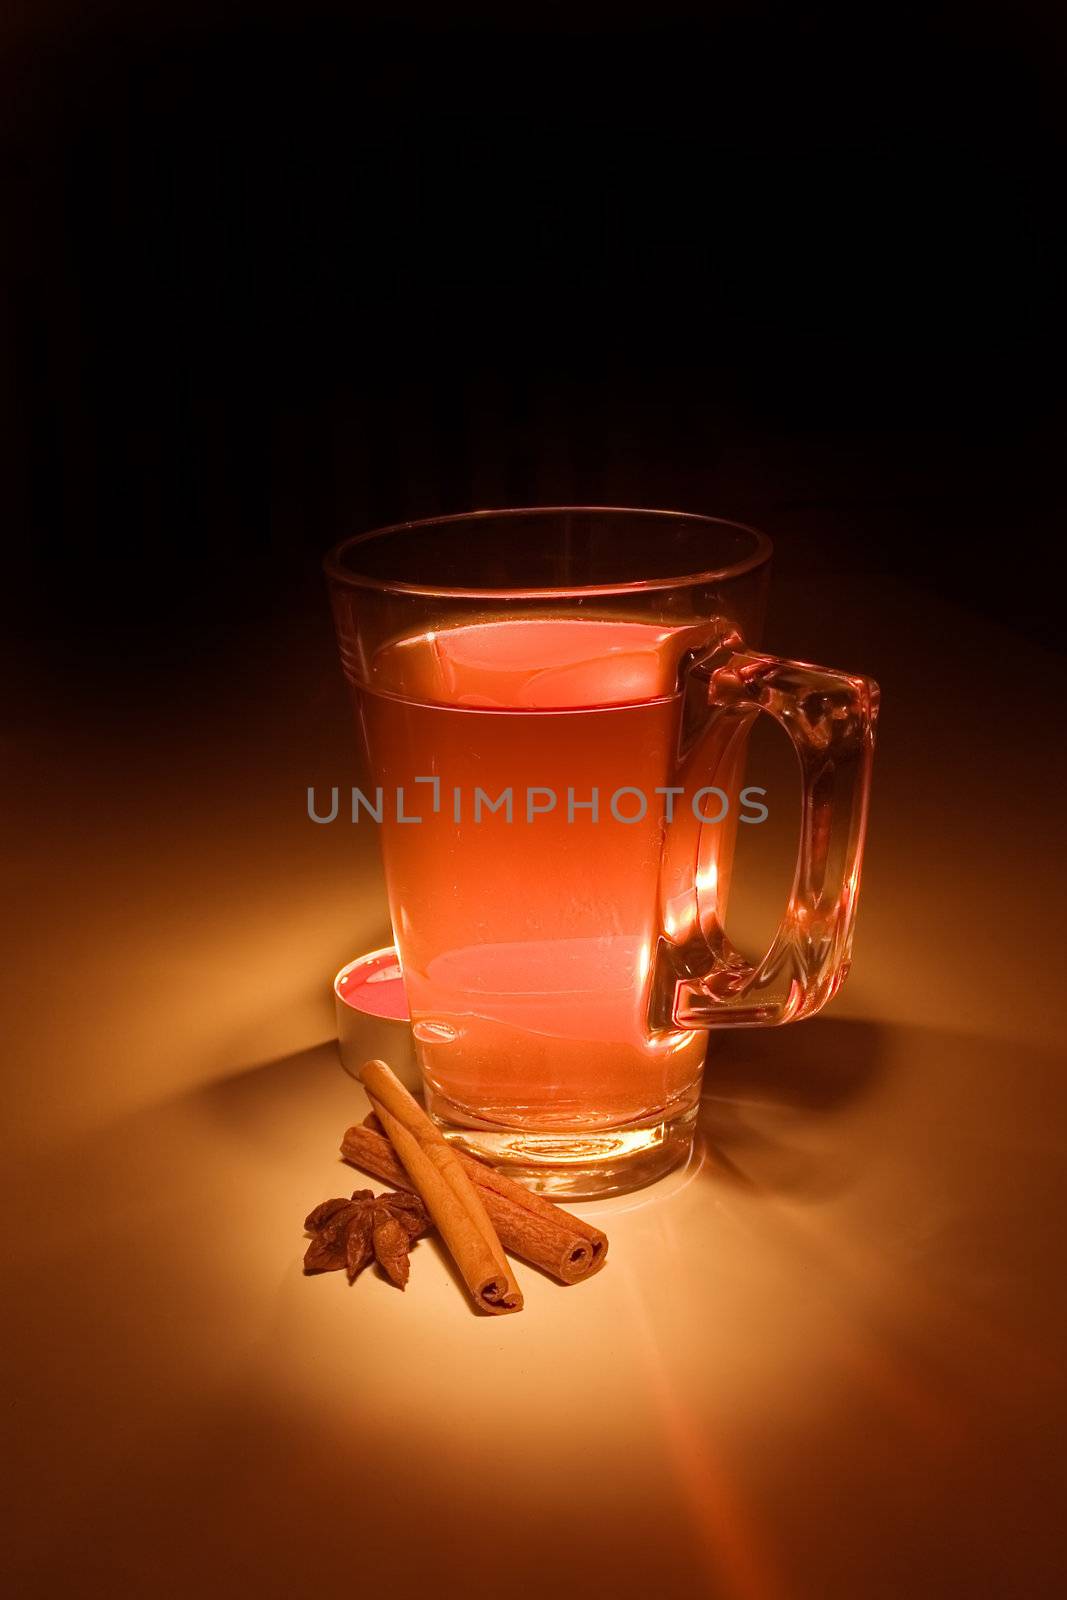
(697, 1015, 891, 1200)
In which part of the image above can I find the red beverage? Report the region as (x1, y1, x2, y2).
(359, 618, 731, 1152)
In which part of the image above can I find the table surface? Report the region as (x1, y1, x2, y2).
(6, 567, 1066, 1599)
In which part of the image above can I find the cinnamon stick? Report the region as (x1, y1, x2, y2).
(341, 1123, 607, 1284)
(369, 1115, 609, 1267)
(357, 1060, 523, 1316)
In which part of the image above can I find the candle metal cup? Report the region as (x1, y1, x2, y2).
(334, 946, 419, 1092)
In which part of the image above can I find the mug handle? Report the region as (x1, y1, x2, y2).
(669, 633, 879, 1029)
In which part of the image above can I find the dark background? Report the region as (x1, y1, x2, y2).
(4, 1, 1065, 687)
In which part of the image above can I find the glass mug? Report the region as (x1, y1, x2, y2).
(327, 508, 878, 1198)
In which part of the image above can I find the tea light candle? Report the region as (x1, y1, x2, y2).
(334, 945, 419, 1087)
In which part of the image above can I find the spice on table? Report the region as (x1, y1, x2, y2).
(358, 1058, 524, 1316)
(303, 1188, 430, 1286)
(341, 1119, 608, 1285)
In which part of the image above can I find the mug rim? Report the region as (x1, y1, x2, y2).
(324, 506, 773, 599)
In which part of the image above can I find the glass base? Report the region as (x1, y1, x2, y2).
(427, 1099, 699, 1200)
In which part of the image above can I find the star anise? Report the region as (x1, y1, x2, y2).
(303, 1188, 430, 1287)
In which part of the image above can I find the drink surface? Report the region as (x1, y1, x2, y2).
(360, 618, 716, 1131)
